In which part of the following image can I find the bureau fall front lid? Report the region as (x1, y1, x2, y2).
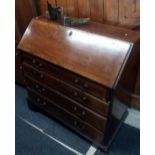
(18, 17, 139, 89)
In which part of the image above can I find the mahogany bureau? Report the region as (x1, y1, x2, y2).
(18, 17, 140, 151)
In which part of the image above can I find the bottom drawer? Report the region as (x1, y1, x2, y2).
(28, 88, 105, 144)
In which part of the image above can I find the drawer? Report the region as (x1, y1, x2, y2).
(23, 64, 109, 117)
(26, 78, 107, 132)
(27, 89, 105, 144)
(15, 63, 23, 72)
(23, 53, 110, 101)
(15, 68, 25, 85)
(15, 50, 22, 63)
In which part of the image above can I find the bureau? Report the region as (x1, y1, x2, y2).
(18, 17, 140, 151)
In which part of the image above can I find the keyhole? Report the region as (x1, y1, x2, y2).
(69, 31, 73, 36)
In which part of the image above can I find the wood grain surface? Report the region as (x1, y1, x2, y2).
(38, 0, 140, 27)
(90, 0, 104, 22)
(104, 0, 119, 24)
(66, 0, 78, 17)
(18, 17, 139, 88)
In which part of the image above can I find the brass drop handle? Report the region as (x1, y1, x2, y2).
(73, 106, 86, 118)
(37, 98, 41, 102)
(74, 121, 78, 126)
(38, 101, 46, 107)
(80, 126, 85, 130)
(33, 71, 44, 79)
(41, 88, 46, 92)
(82, 111, 86, 116)
(33, 71, 37, 75)
(38, 63, 43, 68)
(39, 74, 44, 79)
(55, 67, 59, 72)
(74, 79, 79, 84)
(52, 67, 59, 74)
(41, 101, 47, 106)
(19, 65, 22, 70)
(74, 92, 87, 104)
(36, 85, 46, 93)
(16, 52, 20, 56)
(35, 84, 39, 89)
(79, 111, 86, 119)
(73, 121, 85, 130)
(74, 92, 78, 97)
(74, 106, 77, 111)
(39, 87, 46, 93)
(82, 96, 87, 102)
(84, 83, 89, 88)
(77, 126, 85, 130)
(32, 59, 43, 69)
(32, 59, 36, 64)
(78, 96, 87, 104)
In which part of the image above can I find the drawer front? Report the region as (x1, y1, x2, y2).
(23, 64, 109, 117)
(16, 63, 23, 72)
(23, 53, 109, 101)
(26, 78, 107, 132)
(15, 51, 22, 64)
(27, 89, 104, 144)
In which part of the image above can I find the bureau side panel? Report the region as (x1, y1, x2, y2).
(103, 95, 128, 147)
(115, 39, 140, 105)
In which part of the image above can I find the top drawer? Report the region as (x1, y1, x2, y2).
(23, 53, 110, 101)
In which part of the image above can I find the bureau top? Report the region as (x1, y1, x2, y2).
(18, 17, 139, 89)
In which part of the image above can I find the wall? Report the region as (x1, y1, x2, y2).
(16, 0, 37, 85)
(38, 0, 140, 27)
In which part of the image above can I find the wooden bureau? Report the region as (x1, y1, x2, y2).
(18, 17, 140, 151)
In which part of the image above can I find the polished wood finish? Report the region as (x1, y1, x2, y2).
(131, 68, 140, 108)
(22, 53, 109, 100)
(23, 63, 109, 117)
(18, 17, 139, 88)
(15, 0, 37, 85)
(26, 77, 107, 132)
(115, 36, 140, 107)
(18, 17, 140, 151)
(28, 89, 105, 144)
